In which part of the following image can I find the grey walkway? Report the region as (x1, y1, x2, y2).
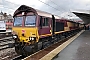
(53, 30, 90, 60)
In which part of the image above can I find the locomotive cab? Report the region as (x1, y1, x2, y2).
(12, 5, 39, 46)
(12, 5, 43, 56)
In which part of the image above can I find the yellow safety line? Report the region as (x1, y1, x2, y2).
(40, 30, 85, 60)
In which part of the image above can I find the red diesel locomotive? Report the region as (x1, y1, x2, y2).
(11, 5, 84, 56)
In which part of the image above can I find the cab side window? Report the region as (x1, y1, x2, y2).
(43, 18, 49, 26)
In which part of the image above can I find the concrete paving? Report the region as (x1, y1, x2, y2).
(53, 30, 90, 60)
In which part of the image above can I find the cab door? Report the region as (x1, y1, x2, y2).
(39, 16, 51, 38)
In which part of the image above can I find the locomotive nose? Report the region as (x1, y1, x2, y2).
(12, 27, 39, 45)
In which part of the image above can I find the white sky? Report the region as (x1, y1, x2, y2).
(6, 0, 47, 8)
(1, 0, 90, 19)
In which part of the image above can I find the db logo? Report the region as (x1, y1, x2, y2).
(22, 30, 25, 33)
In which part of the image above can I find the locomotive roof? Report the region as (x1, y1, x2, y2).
(36, 9, 60, 19)
(13, 5, 60, 19)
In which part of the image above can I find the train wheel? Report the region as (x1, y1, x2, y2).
(43, 40, 50, 48)
(32, 43, 38, 53)
(38, 42, 42, 51)
(15, 46, 22, 55)
(23, 42, 42, 56)
(23, 45, 33, 56)
(15, 45, 29, 56)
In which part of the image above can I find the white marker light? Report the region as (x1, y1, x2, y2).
(22, 12, 24, 15)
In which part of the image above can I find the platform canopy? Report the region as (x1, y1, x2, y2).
(72, 10, 90, 24)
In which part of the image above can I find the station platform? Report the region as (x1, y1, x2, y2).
(53, 30, 90, 60)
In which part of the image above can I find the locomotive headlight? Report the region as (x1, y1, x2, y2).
(30, 37, 32, 40)
(29, 37, 36, 40)
(13, 36, 17, 38)
(31, 37, 34, 40)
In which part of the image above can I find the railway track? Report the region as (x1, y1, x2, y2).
(0, 33, 12, 39)
(12, 55, 25, 60)
(0, 37, 14, 50)
(0, 49, 19, 60)
(0, 37, 12, 41)
(0, 36, 21, 60)
(1, 55, 25, 60)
